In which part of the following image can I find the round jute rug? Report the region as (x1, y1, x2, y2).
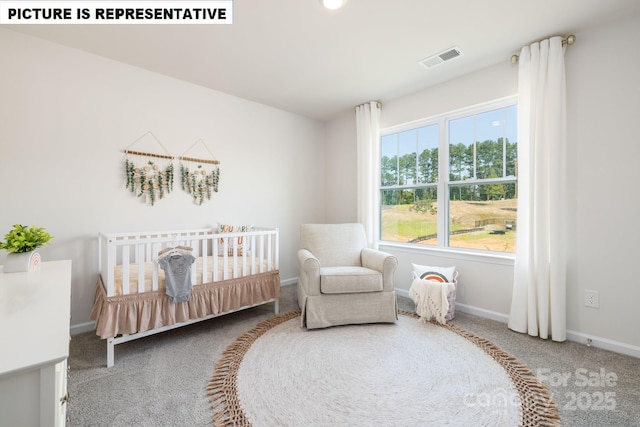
(208, 311, 560, 427)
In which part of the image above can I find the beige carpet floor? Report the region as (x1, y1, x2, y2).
(67, 285, 640, 426)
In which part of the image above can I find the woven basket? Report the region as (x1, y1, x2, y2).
(445, 281, 456, 321)
(410, 271, 458, 321)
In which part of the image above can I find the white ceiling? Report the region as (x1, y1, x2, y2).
(6, 0, 640, 121)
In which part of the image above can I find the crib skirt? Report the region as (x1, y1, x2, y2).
(91, 270, 280, 339)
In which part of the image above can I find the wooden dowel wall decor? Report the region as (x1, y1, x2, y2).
(179, 139, 221, 205)
(124, 156, 175, 206)
(123, 132, 175, 206)
(179, 156, 220, 165)
(179, 162, 220, 205)
(123, 149, 174, 160)
(121, 134, 221, 206)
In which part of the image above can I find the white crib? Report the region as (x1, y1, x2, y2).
(91, 227, 280, 367)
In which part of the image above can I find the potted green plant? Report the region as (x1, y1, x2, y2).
(0, 224, 53, 273)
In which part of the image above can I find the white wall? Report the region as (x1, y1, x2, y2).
(324, 12, 640, 353)
(564, 12, 640, 349)
(0, 28, 326, 329)
(323, 111, 357, 223)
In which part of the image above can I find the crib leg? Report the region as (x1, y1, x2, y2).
(107, 337, 115, 368)
(274, 298, 280, 315)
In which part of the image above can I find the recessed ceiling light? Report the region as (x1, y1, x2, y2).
(321, 0, 347, 10)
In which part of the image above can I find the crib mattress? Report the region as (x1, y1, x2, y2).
(90, 269, 281, 339)
(111, 256, 272, 295)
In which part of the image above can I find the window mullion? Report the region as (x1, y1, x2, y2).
(437, 117, 448, 248)
(473, 117, 477, 179)
(414, 130, 419, 186)
(502, 109, 507, 178)
(395, 134, 400, 186)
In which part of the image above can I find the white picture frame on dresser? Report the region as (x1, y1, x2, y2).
(0, 260, 72, 427)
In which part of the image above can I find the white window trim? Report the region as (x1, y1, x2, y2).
(379, 95, 518, 258)
(379, 241, 515, 266)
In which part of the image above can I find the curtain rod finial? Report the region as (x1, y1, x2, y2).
(511, 54, 519, 64)
(565, 34, 576, 46)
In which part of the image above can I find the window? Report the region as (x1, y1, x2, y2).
(380, 98, 517, 253)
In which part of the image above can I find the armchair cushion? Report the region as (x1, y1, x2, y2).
(320, 266, 383, 294)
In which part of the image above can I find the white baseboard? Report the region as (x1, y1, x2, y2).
(454, 302, 510, 324)
(395, 288, 410, 299)
(565, 329, 640, 359)
(396, 288, 639, 359)
(281, 277, 297, 287)
(71, 321, 96, 336)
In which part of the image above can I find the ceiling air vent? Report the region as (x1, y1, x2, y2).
(419, 47, 463, 69)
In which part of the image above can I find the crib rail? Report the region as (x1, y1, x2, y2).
(98, 227, 279, 297)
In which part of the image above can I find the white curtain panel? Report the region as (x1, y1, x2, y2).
(508, 37, 567, 341)
(355, 101, 381, 248)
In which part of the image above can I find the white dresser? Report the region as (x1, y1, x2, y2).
(0, 260, 72, 427)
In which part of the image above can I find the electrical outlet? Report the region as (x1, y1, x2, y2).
(584, 290, 599, 308)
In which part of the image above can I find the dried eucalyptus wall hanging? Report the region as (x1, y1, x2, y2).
(179, 139, 220, 205)
(123, 132, 174, 206)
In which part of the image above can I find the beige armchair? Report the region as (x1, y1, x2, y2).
(297, 223, 398, 329)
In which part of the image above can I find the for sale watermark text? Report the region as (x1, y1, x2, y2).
(537, 368, 618, 411)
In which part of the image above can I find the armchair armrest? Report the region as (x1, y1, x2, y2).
(297, 249, 321, 296)
(361, 248, 397, 272)
(362, 248, 398, 292)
